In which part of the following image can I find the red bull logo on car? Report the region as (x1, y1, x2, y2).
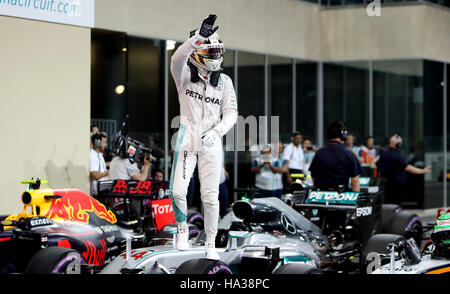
(82, 239, 107, 266)
(44, 189, 117, 224)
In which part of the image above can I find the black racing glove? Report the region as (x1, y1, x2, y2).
(199, 14, 219, 38)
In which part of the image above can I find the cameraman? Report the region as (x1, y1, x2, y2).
(108, 154, 152, 224)
(109, 154, 152, 182)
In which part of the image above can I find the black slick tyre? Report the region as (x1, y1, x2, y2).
(25, 246, 85, 274)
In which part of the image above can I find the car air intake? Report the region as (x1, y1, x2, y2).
(233, 201, 254, 220)
(22, 192, 32, 205)
(232, 200, 279, 223)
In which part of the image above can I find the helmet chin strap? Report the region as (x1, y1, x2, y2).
(187, 60, 222, 87)
(198, 67, 210, 81)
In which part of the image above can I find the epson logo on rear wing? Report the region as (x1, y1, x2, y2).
(306, 191, 360, 205)
(356, 206, 373, 217)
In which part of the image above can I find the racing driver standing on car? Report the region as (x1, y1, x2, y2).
(170, 14, 238, 260)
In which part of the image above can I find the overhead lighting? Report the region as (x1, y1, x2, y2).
(166, 40, 176, 51)
(122, 47, 127, 52)
(115, 85, 125, 95)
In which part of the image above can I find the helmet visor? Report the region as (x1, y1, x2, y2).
(196, 45, 225, 60)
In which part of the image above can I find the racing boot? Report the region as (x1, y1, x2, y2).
(205, 241, 220, 260)
(176, 222, 189, 250)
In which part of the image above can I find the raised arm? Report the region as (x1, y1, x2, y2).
(170, 15, 219, 89)
(170, 34, 205, 89)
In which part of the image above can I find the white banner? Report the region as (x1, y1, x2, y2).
(0, 0, 94, 28)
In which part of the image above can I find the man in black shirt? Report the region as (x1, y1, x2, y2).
(378, 134, 431, 204)
(309, 121, 362, 192)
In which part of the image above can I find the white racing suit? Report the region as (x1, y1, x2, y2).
(170, 34, 238, 243)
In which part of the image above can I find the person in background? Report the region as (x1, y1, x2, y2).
(274, 142, 289, 191)
(302, 139, 317, 172)
(90, 124, 99, 136)
(360, 135, 378, 167)
(150, 168, 166, 208)
(309, 121, 362, 192)
(90, 133, 109, 197)
(90, 125, 99, 149)
(283, 131, 306, 186)
(378, 134, 431, 205)
(152, 168, 165, 181)
(109, 153, 152, 182)
(252, 144, 288, 198)
(108, 149, 153, 223)
(345, 132, 364, 164)
(99, 130, 113, 169)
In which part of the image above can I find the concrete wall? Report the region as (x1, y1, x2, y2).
(422, 5, 450, 63)
(94, 0, 323, 60)
(94, 0, 450, 63)
(320, 4, 450, 63)
(0, 16, 91, 214)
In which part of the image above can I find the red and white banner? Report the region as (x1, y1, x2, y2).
(151, 198, 176, 230)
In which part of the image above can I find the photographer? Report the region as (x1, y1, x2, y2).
(302, 138, 317, 171)
(251, 144, 288, 198)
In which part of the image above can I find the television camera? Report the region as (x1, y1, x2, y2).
(111, 115, 158, 164)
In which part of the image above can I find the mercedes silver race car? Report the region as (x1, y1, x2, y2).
(100, 197, 330, 274)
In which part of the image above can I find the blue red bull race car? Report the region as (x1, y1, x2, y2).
(0, 178, 201, 274)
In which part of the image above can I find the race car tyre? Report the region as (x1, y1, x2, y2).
(175, 258, 232, 274)
(380, 204, 402, 233)
(362, 233, 406, 274)
(273, 263, 323, 274)
(386, 210, 422, 245)
(363, 234, 406, 257)
(187, 209, 204, 230)
(25, 246, 85, 274)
